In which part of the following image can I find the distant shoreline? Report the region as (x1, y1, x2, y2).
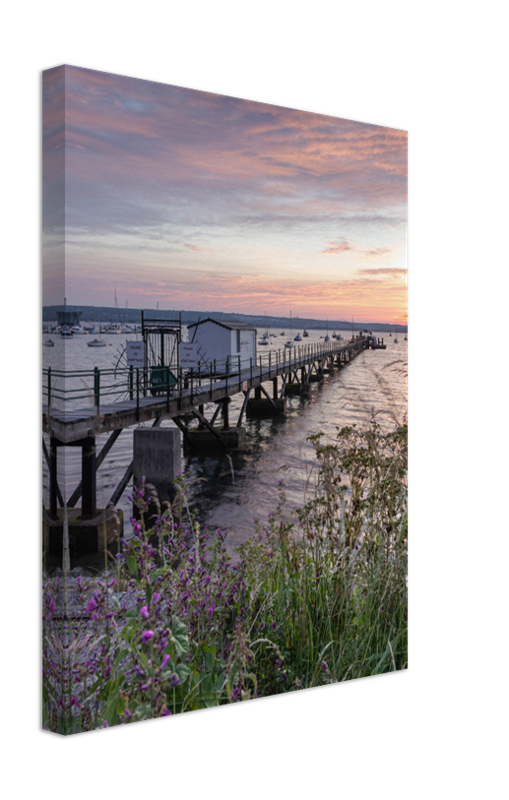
(42, 305, 407, 333)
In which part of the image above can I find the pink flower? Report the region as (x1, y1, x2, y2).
(140, 605, 150, 620)
(141, 631, 154, 643)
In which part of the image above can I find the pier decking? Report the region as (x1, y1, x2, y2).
(43, 337, 372, 443)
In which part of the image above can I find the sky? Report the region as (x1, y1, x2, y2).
(43, 66, 407, 324)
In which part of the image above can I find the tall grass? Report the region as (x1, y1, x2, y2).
(42, 419, 407, 733)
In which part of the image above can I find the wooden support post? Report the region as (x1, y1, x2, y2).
(43, 438, 64, 510)
(273, 377, 278, 399)
(67, 427, 123, 508)
(49, 437, 59, 519)
(255, 385, 262, 400)
(222, 397, 230, 431)
(81, 437, 96, 519)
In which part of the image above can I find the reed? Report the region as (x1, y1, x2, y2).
(42, 419, 407, 733)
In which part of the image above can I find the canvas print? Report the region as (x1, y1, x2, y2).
(42, 66, 408, 734)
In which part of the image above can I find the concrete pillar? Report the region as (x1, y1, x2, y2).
(133, 427, 181, 507)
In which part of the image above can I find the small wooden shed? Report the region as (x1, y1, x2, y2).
(187, 318, 257, 369)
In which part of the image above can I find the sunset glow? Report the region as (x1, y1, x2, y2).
(43, 66, 407, 324)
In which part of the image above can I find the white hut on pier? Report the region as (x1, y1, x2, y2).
(187, 318, 257, 371)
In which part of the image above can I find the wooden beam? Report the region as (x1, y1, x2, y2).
(236, 389, 250, 428)
(259, 384, 278, 411)
(172, 415, 196, 447)
(191, 408, 229, 447)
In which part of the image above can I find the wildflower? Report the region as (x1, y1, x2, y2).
(169, 674, 181, 687)
(153, 592, 161, 603)
(141, 631, 154, 643)
(140, 605, 150, 620)
(161, 654, 170, 670)
(87, 598, 98, 613)
(124, 708, 132, 720)
(161, 708, 171, 716)
(108, 579, 116, 588)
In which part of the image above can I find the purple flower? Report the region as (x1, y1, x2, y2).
(153, 592, 161, 604)
(140, 605, 150, 620)
(124, 708, 132, 720)
(108, 579, 116, 588)
(87, 598, 98, 613)
(169, 674, 181, 687)
(161, 654, 170, 670)
(141, 631, 154, 643)
(162, 708, 171, 716)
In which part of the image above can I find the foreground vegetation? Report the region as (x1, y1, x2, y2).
(43, 420, 407, 734)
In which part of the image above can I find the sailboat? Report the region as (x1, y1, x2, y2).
(285, 311, 293, 347)
(45, 338, 55, 347)
(324, 318, 330, 343)
(394, 323, 399, 344)
(259, 314, 269, 345)
(88, 319, 107, 346)
(303, 329, 309, 337)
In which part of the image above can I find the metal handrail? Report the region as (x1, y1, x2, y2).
(42, 338, 368, 411)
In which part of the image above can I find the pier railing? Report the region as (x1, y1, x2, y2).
(43, 337, 367, 416)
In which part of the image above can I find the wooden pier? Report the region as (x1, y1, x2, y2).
(43, 335, 377, 549)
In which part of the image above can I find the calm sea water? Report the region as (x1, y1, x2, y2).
(42, 326, 407, 554)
